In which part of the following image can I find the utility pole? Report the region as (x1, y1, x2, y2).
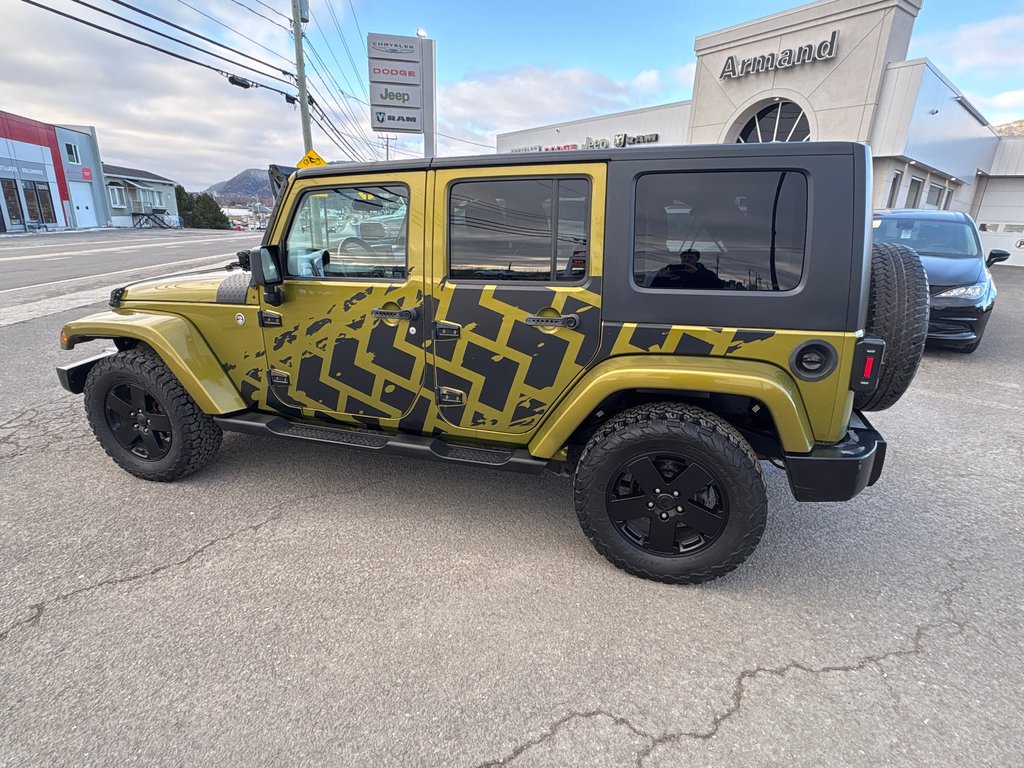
(380, 135, 395, 160)
(291, 0, 312, 153)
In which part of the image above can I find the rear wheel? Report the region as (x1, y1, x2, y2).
(854, 243, 929, 411)
(84, 348, 222, 481)
(573, 403, 767, 584)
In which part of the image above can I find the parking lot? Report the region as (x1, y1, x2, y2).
(1, 231, 1022, 766)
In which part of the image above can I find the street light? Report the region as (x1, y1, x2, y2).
(416, 28, 427, 38)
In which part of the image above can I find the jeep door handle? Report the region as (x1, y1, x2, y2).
(371, 307, 418, 321)
(525, 313, 579, 329)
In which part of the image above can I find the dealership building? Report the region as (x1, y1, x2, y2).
(498, 0, 1024, 264)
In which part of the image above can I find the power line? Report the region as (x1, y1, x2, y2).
(224, 0, 289, 30)
(347, 0, 368, 56)
(65, 0, 295, 86)
(170, 0, 293, 65)
(246, 0, 291, 22)
(303, 36, 379, 158)
(438, 132, 496, 149)
(18, 0, 296, 100)
(322, 1, 370, 101)
(306, 84, 371, 161)
(106, 0, 292, 75)
(307, 14, 369, 110)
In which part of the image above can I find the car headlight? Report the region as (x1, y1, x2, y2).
(934, 283, 986, 300)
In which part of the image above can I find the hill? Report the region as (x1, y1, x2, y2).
(204, 168, 272, 203)
(994, 120, 1024, 137)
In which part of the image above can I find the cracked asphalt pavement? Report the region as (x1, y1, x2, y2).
(1, 259, 1023, 766)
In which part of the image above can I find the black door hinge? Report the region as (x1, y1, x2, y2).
(435, 387, 466, 406)
(268, 370, 290, 388)
(258, 310, 283, 327)
(433, 321, 461, 340)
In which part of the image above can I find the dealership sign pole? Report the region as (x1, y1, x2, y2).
(367, 33, 437, 158)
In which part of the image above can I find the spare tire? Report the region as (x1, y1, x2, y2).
(854, 242, 929, 411)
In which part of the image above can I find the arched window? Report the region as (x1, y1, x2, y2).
(736, 101, 810, 143)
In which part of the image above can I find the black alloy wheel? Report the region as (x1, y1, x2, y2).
(607, 452, 728, 556)
(103, 382, 173, 460)
(573, 402, 767, 584)
(84, 347, 222, 481)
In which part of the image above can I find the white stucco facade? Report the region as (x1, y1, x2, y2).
(496, 0, 1024, 265)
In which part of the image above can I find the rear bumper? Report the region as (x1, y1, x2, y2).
(784, 411, 886, 502)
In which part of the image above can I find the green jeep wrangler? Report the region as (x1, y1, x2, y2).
(57, 142, 928, 584)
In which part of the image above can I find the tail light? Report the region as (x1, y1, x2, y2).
(851, 337, 885, 392)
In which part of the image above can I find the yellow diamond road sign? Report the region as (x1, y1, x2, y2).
(297, 149, 327, 168)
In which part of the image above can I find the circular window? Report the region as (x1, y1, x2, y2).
(736, 101, 810, 143)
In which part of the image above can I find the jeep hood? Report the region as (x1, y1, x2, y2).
(118, 270, 252, 304)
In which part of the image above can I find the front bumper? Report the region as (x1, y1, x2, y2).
(927, 301, 992, 346)
(784, 411, 886, 502)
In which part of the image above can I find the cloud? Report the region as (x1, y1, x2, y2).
(966, 88, 1024, 127)
(0, 0, 377, 188)
(912, 14, 1024, 75)
(427, 64, 695, 157)
(1, 0, 697, 183)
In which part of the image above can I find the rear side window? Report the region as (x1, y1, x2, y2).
(449, 177, 590, 281)
(633, 171, 807, 291)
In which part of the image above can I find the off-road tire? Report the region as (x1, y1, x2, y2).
(573, 402, 767, 585)
(84, 348, 222, 481)
(854, 242, 929, 411)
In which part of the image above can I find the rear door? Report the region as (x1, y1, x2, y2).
(259, 171, 428, 426)
(428, 163, 605, 436)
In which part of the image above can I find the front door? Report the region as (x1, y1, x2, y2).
(429, 164, 606, 436)
(259, 172, 427, 427)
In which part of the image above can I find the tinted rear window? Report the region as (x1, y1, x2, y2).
(633, 170, 807, 291)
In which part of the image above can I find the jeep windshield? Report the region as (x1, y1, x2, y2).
(872, 216, 980, 259)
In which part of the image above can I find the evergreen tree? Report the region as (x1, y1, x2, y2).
(175, 187, 230, 229)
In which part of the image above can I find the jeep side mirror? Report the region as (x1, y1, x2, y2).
(250, 245, 284, 306)
(987, 249, 1011, 267)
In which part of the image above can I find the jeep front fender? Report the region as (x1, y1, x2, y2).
(528, 355, 815, 458)
(60, 309, 247, 415)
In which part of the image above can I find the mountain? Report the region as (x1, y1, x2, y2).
(994, 120, 1024, 137)
(204, 168, 272, 202)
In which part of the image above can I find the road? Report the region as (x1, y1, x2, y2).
(1, 231, 1022, 766)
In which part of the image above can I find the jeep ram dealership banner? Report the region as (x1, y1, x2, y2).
(367, 33, 434, 137)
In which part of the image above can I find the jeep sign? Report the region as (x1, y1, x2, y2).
(370, 84, 422, 109)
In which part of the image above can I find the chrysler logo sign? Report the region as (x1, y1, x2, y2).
(371, 40, 416, 56)
(720, 30, 838, 79)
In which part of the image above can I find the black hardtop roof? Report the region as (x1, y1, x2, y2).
(293, 141, 864, 180)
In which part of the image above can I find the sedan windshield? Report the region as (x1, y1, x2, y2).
(873, 217, 980, 258)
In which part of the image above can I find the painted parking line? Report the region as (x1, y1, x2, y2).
(0, 236, 257, 263)
(0, 232, 253, 253)
(0, 256, 241, 327)
(0, 253, 237, 295)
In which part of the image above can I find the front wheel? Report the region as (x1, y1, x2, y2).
(84, 348, 222, 481)
(573, 403, 767, 584)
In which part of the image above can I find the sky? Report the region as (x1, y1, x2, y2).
(2, 0, 1023, 190)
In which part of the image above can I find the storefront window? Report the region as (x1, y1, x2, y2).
(21, 180, 42, 223)
(20, 181, 58, 225)
(2, 179, 24, 225)
(906, 178, 924, 208)
(736, 101, 810, 143)
(35, 182, 57, 223)
(925, 183, 944, 208)
(886, 170, 903, 208)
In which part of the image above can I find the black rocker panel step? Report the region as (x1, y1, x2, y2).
(214, 412, 548, 474)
